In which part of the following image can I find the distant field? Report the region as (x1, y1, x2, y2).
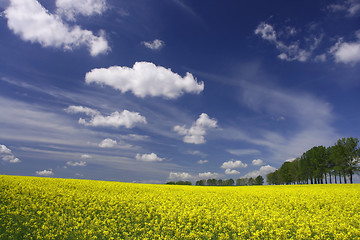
(1, 175, 359, 239)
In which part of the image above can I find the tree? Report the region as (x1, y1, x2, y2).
(255, 175, 264, 185)
(195, 179, 206, 186)
(266, 137, 360, 185)
(279, 161, 296, 184)
(207, 179, 217, 186)
(248, 177, 255, 186)
(334, 137, 360, 183)
(224, 178, 234, 186)
(176, 181, 192, 185)
(236, 178, 248, 186)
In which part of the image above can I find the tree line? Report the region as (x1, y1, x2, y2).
(267, 137, 360, 185)
(166, 175, 264, 186)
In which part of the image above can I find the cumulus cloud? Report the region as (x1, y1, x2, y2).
(142, 39, 165, 50)
(0, 144, 21, 163)
(243, 165, 277, 178)
(4, 0, 110, 56)
(329, 32, 360, 64)
(197, 160, 208, 164)
(98, 138, 117, 148)
(85, 62, 204, 99)
(255, 22, 321, 62)
(254, 22, 277, 41)
(252, 159, 264, 166)
(56, 0, 107, 21)
(65, 105, 147, 128)
(174, 113, 217, 144)
(135, 153, 164, 162)
(0, 145, 12, 154)
(198, 172, 220, 179)
(36, 169, 54, 176)
(221, 160, 248, 169)
(226, 149, 260, 156)
(66, 161, 87, 167)
(168, 171, 220, 181)
(225, 169, 240, 175)
(168, 172, 193, 181)
(79, 110, 147, 128)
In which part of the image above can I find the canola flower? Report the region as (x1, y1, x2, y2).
(0, 175, 360, 239)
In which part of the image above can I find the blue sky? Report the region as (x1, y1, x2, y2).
(0, 0, 360, 183)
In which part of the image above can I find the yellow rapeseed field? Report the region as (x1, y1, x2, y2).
(0, 175, 359, 239)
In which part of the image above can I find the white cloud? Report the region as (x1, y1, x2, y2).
(136, 153, 164, 162)
(0, 145, 12, 154)
(252, 159, 264, 166)
(329, 34, 360, 64)
(56, 0, 107, 21)
(66, 161, 87, 167)
(85, 62, 204, 99)
(66, 105, 147, 128)
(243, 165, 277, 178)
(198, 172, 219, 179)
(80, 154, 92, 159)
(221, 160, 248, 169)
(328, 0, 360, 16)
(225, 169, 240, 175)
(79, 110, 147, 128)
(36, 169, 54, 176)
(255, 22, 321, 62)
(168, 171, 220, 181)
(187, 150, 207, 157)
(0, 144, 21, 163)
(314, 54, 327, 62)
(168, 172, 193, 181)
(98, 138, 117, 148)
(226, 149, 260, 156)
(174, 113, 217, 144)
(65, 105, 99, 116)
(142, 39, 165, 50)
(254, 22, 277, 41)
(4, 0, 110, 56)
(197, 159, 208, 164)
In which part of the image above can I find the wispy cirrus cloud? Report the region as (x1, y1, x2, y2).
(328, 0, 360, 16)
(226, 149, 260, 156)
